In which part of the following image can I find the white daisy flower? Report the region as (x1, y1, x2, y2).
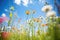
(41, 5, 53, 13)
(46, 11, 56, 17)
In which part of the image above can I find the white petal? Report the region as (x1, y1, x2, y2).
(41, 5, 53, 12)
(46, 11, 56, 17)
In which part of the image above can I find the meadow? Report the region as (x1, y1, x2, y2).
(0, 2, 60, 40)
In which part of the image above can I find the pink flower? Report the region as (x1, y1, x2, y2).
(2, 17, 8, 21)
(0, 17, 4, 24)
(0, 17, 8, 24)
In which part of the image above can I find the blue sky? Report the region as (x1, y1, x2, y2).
(0, 0, 59, 20)
(0, 0, 60, 32)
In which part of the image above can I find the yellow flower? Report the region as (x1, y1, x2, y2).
(41, 24, 45, 27)
(33, 18, 41, 22)
(37, 18, 41, 22)
(10, 12, 12, 18)
(25, 10, 30, 15)
(33, 18, 37, 22)
(41, 24, 48, 27)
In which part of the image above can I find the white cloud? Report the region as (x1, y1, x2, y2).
(14, 0, 21, 5)
(2, 13, 6, 17)
(22, 0, 29, 7)
(14, 0, 33, 7)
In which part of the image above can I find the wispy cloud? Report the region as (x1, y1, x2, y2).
(14, 0, 45, 7)
(22, 0, 29, 7)
(14, 0, 21, 5)
(14, 0, 33, 7)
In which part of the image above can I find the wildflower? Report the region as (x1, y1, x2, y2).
(33, 18, 41, 22)
(45, 24, 48, 26)
(45, 17, 48, 21)
(0, 17, 4, 24)
(33, 18, 37, 22)
(18, 18, 21, 23)
(14, 13, 18, 18)
(37, 18, 41, 22)
(39, 16, 43, 19)
(27, 19, 31, 23)
(25, 10, 30, 15)
(32, 10, 36, 14)
(0, 17, 8, 24)
(10, 6, 14, 11)
(41, 24, 45, 27)
(20, 25, 24, 30)
(9, 12, 12, 18)
(27, 19, 34, 26)
(41, 24, 48, 27)
(11, 27, 17, 31)
(41, 5, 53, 13)
(17, 30, 20, 32)
(46, 11, 56, 17)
